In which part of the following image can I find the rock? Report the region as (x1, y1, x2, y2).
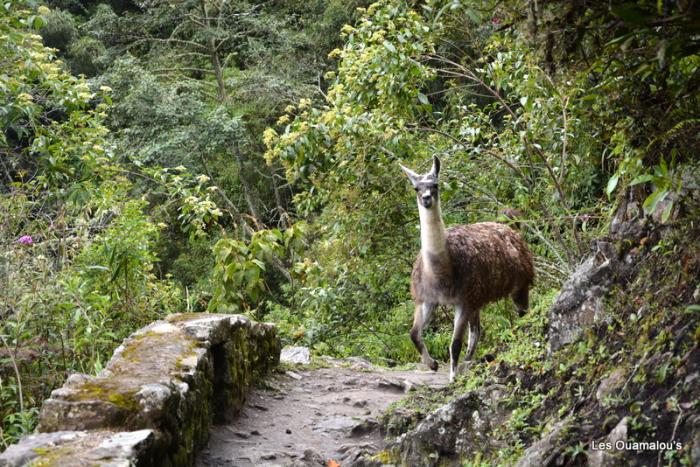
(387, 392, 488, 467)
(350, 418, 379, 437)
(136, 383, 172, 414)
(285, 370, 303, 380)
(549, 193, 656, 355)
(260, 452, 277, 460)
(609, 191, 644, 238)
(596, 368, 627, 402)
(547, 241, 619, 353)
(691, 430, 700, 467)
(345, 356, 374, 370)
(377, 378, 407, 393)
(0, 430, 155, 467)
(1, 314, 281, 466)
(481, 384, 509, 411)
(587, 417, 628, 467)
(338, 443, 381, 466)
(281, 346, 311, 364)
(313, 415, 358, 433)
(515, 417, 571, 467)
(289, 448, 325, 466)
(608, 417, 628, 446)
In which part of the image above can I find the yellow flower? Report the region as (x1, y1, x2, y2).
(340, 24, 354, 35)
(370, 31, 385, 43)
(196, 174, 210, 184)
(298, 98, 311, 110)
(17, 93, 33, 102)
(284, 105, 295, 114)
(263, 128, 278, 148)
(37, 6, 50, 15)
(99, 85, 112, 93)
(277, 115, 290, 125)
(174, 165, 187, 172)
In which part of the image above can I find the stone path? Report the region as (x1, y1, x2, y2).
(196, 358, 448, 466)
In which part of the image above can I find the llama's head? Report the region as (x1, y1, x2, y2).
(400, 156, 441, 209)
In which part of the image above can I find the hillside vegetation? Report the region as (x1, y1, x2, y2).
(1, 0, 698, 462)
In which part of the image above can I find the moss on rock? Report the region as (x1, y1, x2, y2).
(2, 314, 281, 467)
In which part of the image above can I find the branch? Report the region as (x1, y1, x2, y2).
(151, 67, 214, 74)
(129, 36, 208, 51)
(0, 333, 24, 414)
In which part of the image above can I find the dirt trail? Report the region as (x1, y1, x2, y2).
(196, 358, 448, 466)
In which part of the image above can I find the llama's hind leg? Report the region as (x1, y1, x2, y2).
(410, 302, 437, 371)
(464, 312, 481, 362)
(512, 286, 530, 317)
(449, 305, 469, 382)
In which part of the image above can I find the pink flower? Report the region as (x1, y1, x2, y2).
(18, 235, 33, 245)
(491, 17, 501, 25)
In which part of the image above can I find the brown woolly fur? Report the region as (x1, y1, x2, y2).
(411, 222, 534, 310)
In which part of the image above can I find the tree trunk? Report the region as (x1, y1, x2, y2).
(200, 0, 227, 101)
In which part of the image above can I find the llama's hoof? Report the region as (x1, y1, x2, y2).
(428, 359, 438, 372)
(482, 353, 496, 362)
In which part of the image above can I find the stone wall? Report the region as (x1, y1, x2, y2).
(0, 314, 280, 466)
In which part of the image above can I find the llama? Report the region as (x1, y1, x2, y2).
(400, 156, 534, 381)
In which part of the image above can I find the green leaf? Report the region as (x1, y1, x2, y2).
(629, 174, 653, 186)
(244, 266, 260, 285)
(606, 173, 620, 197)
(660, 199, 674, 223)
(465, 8, 482, 24)
(417, 93, 429, 105)
(225, 263, 238, 282)
(383, 41, 396, 53)
(642, 188, 669, 214)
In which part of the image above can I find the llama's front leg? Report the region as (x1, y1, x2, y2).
(410, 302, 437, 371)
(449, 305, 469, 382)
(464, 312, 481, 361)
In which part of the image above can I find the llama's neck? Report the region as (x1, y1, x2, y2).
(418, 201, 448, 258)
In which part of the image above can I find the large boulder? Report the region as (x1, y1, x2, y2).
(386, 392, 492, 466)
(515, 417, 572, 467)
(0, 314, 280, 467)
(547, 240, 620, 353)
(0, 430, 155, 467)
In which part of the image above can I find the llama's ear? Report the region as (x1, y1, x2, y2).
(429, 156, 441, 178)
(399, 164, 420, 186)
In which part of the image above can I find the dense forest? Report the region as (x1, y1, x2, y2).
(1, 0, 699, 464)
